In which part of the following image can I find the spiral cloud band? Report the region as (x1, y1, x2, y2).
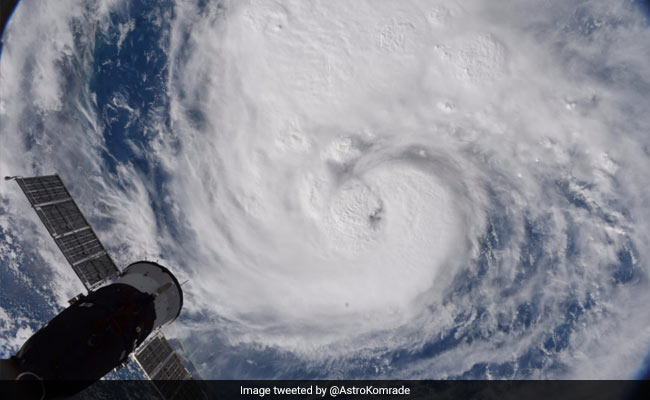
(1, 0, 650, 379)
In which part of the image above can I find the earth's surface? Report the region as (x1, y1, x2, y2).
(1, 0, 650, 380)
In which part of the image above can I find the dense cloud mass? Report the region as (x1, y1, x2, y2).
(1, 0, 650, 379)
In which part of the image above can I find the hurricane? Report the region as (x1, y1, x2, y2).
(1, 0, 650, 380)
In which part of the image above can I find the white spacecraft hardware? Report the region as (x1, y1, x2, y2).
(1, 174, 205, 400)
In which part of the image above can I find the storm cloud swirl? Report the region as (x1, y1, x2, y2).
(1, 0, 650, 379)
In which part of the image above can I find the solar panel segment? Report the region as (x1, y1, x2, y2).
(11, 175, 119, 290)
(134, 332, 205, 400)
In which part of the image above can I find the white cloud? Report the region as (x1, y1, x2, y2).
(161, 0, 650, 377)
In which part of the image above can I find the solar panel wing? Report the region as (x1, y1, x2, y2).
(10, 175, 119, 290)
(134, 332, 175, 376)
(134, 332, 206, 400)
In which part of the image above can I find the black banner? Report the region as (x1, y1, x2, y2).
(1, 380, 649, 400)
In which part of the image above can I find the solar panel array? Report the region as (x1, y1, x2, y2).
(134, 332, 205, 400)
(13, 175, 119, 290)
(10, 174, 205, 399)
